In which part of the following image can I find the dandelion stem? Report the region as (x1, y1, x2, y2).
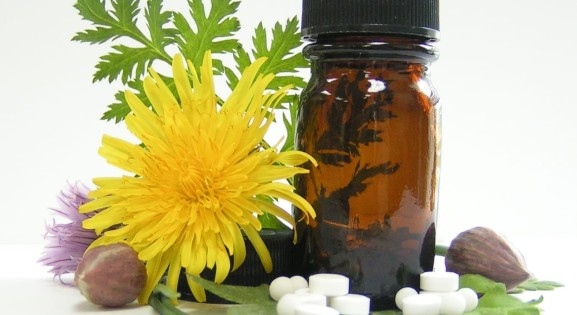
(435, 244, 449, 257)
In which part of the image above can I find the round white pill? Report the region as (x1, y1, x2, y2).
(441, 291, 466, 315)
(457, 288, 479, 311)
(277, 293, 302, 315)
(402, 294, 442, 315)
(309, 273, 349, 297)
(295, 304, 339, 315)
(420, 291, 466, 315)
(270, 276, 296, 301)
(295, 288, 311, 295)
(297, 292, 327, 306)
(420, 271, 459, 292)
(291, 275, 309, 290)
(330, 294, 371, 315)
(395, 287, 418, 310)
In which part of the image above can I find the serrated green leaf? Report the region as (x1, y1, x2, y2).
(145, 0, 173, 47)
(223, 66, 239, 91)
(73, 0, 172, 84)
(111, 0, 141, 32)
(94, 45, 157, 83)
(270, 74, 307, 90)
(74, 0, 146, 43)
(252, 23, 268, 59)
(250, 17, 308, 90)
(234, 45, 252, 72)
(102, 73, 179, 122)
(225, 46, 251, 89)
(75, 0, 308, 125)
(72, 26, 121, 44)
(102, 91, 133, 122)
(74, 0, 117, 28)
(173, 0, 240, 72)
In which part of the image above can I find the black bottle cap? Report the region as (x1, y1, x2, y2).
(301, 0, 440, 40)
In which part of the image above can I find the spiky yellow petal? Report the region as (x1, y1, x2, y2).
(81, 51, 317, 304)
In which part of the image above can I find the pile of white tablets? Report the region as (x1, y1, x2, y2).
(270, 271, 478, 315)
(395, 271, 479, 315)
(270, 273, 371, 315)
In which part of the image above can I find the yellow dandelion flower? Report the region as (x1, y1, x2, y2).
(79, 51, 317, 304)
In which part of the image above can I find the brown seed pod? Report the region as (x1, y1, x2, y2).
(74, 243, 147, 307)
(445, 227, 531, 291)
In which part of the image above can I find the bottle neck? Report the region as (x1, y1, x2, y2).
(303, 35, 439, 64)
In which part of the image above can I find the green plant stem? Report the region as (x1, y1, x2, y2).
(149, 284, 188, 315)
(435, 244, 449, 257)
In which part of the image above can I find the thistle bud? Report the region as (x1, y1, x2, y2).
(75, 243, 147, 307)
(444, 227, 531, 291)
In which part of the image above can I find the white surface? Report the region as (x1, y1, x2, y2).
(0, 0, 575, 248)
(0, 245, 229, 314)
(0, 0, 575, 313)
(0, 240, 573, 313)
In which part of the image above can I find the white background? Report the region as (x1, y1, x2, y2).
(0, 0, 576, 307)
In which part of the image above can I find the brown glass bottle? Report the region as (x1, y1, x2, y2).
(295, 0, 441, 310)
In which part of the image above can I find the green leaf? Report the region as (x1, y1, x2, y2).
(248, 17, 309, 90)
(225, 46, 251, 88)
(149, 284, 189, 315)
(111, 0, 141, 32)
(101, 90, 133, 122)
(73, 0, 118, 32)
(517, 279, 564, 291)
(145, 0, 174, 48)
(74, 0, 308, 125)
(73, 0, 172, 84)
(190, 275, 276, 306)
(173, 0, 240, 72)
(258, 212, 289, 230)
(72, 26, 121, 44)
(226, 304, 277, 315)
(101, 73, 179, 122)
(280, 95, 299, 152)
(94, 45, 157, 83)
(460, 274, 506, 294)
(475, 286, 541, 314)
(458, 275, 543, 314)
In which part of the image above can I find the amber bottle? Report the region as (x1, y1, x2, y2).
(295, 0, 441, 310)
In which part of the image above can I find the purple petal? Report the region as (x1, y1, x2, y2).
(39, 181, 103, 281)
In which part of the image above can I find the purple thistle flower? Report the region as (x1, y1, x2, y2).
(39, 181, 100, 283)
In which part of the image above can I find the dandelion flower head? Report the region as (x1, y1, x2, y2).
(79, 52, 317, 303)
